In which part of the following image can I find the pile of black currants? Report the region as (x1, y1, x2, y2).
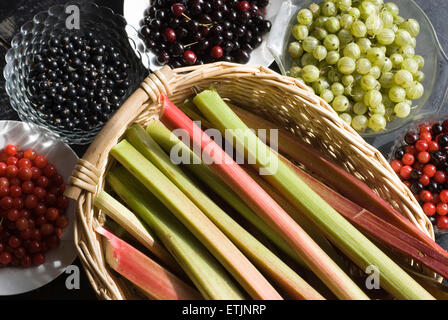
(27, 33, 131, 132)
(140, 0, 272, 68)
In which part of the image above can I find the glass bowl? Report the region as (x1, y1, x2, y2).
(267, 0, 448, 138)
(4, 2, 148, 145)
(388, 117, 448, 236)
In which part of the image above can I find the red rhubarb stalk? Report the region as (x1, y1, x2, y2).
(160, 95, 369, 300)
(98, 227, 202, 300)
(230, 105, 446, 258)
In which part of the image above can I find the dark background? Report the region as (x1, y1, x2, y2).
(0, 0, 447, 300)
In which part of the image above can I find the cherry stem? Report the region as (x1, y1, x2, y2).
(181, 13, 214, 27)
(184, 42, 199, 48)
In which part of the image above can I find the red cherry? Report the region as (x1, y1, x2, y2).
(420, 190, 432, 202)
(415, 140, 428, 152)
(171, 3, 186, 17)
(211, 45, 224, 59)
(428, 141, 439, 152)
(423, 164, 436, 177)
(164, 28, 177, 43)
(390, 159, 402, 173)
(183, 50, 197, 65)
(434, 171, 447, 184)
(237, 1, 251, 11)
(401, 153, 414, 165)
(423, 202, 436, 216)
(420, 131, 432, 142)
(437, 202, 448, 216)
(440, 190, 448, 203)
(399, 165, 412, 179)
(416, 151, 430, 164)
(437, 216, 448, 230)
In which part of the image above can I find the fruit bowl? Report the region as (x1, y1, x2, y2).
(123, 0, 282, 70)
(267, 0, 448, 137)
(4, 2, 148, 145)
(0, 120, 78, 296)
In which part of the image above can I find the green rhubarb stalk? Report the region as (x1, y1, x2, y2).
(98, 226, 202, 300)
(126, 124, 324, 300)
(193, 89, 434, 300)
(110, 141, 283, 300)
(107, 167, 244, 300)
(94, 191, 182, 275)
(146, 120, 302, 267)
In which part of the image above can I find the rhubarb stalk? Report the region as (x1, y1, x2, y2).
(107, 167, 245, 300)
(98, 226, 201, 300)
(126, 124, 324, 300)
(160, 94, 369, 300)
(189, 89, 434, 300)
(228, 104, 445, 258)
(110, 140, 283, 300)
(94, 191, 181, 275)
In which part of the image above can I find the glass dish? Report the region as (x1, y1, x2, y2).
(267, 0, 448, 138)
(4, 2, 148, 145)
(388, 117, 448, 236)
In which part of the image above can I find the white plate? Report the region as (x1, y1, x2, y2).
(0, 120, 78, 296)
(123, 0, 282, 70)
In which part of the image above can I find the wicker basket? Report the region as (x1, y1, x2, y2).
(65, 62, 434, 300)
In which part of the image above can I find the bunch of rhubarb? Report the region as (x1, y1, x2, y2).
(95, 89, 447, 300)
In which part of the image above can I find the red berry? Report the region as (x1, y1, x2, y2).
(7, 209, 20, 221)
(0, 162, 6, 177)
(23, 149, 37, 161)
(14, 247, 25, 259)
(32, 253, 45, 266)
(0, 251, 12, 265)
(420, 131, 432, 142)
(6, 157, 17, 166)
(28, 240, 41, 253)
(0, 177, 9, 188)
(6, 165, 18, 178)
(0, 186, 9, 197)
(423, 202, 436, 216)
(428, 141, 439, 152)
(183, 50, 197, 65)
(415, 140, 428, 152)
(13, 198, 24, 210)
(33, 155, 47, 169)
(40, 224, 54, 237)
(56, 216, 68, 229)
(31, 167, 42, 180)
(22, 181, 34, 194)
(401, 153, 414, 165)
(420, 124, 431, 133)
(9, 185, 22, 198)
(46, 208, 59, 221)
(15, 218, 28, 231)
(440, 190, 448, 203)
(0, 196, 13, 210)
(57, 196, 70, 210)
(437, 216, 448, 230)
(171, 3, 186, 17)
(164, 28, 176, 43)
(43, 165, 57, 178)
(21, 255, 31, 267)
(210, 45, 224, 59)
(17, 158, 31, 169)
(237, 1, 251, 11)
(416, 151, 430, 164)
(34, 203, 47, 216)
(399, 165, 412, 179)
(423, 164, 436, 177)
(37, 176, 49, 188)
(434, 171, 447, 184)
(420, 190, 432, 202)
(34, 186, 46, 199)
(4, 145, 17, 156)
(390, 159, 402, 173)
(24, 195, 38, 209)
(8, 236, 20, 249)
(437, 202, 448, 216)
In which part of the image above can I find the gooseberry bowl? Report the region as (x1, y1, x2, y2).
(4, 2, 148, 145)
(267, 0, 448, 137)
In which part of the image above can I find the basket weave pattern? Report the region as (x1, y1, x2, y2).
(65, 62, 434, 300)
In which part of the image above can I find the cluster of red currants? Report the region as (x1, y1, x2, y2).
(0, 145, 69, 267)
(390, 122, 448, 230)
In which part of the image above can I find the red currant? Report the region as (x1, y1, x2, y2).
(434, 171, 447, 184)
(415, 140, 428, 152)
(401, 153, 414, 165)
(423, 164, 436, 177)
(23, 149, 37, 161)
(416, 151, 430, 164)
(437, 202, 448, 216)
(4, 145, 17, 156)
(423, 202, 436, 216)
(437, 216, 448, 230)
(390, 159, 402, 173)
(33, 155, 47, 169)
(420, 190, 432, 202)
(399, 165, 412, 179)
